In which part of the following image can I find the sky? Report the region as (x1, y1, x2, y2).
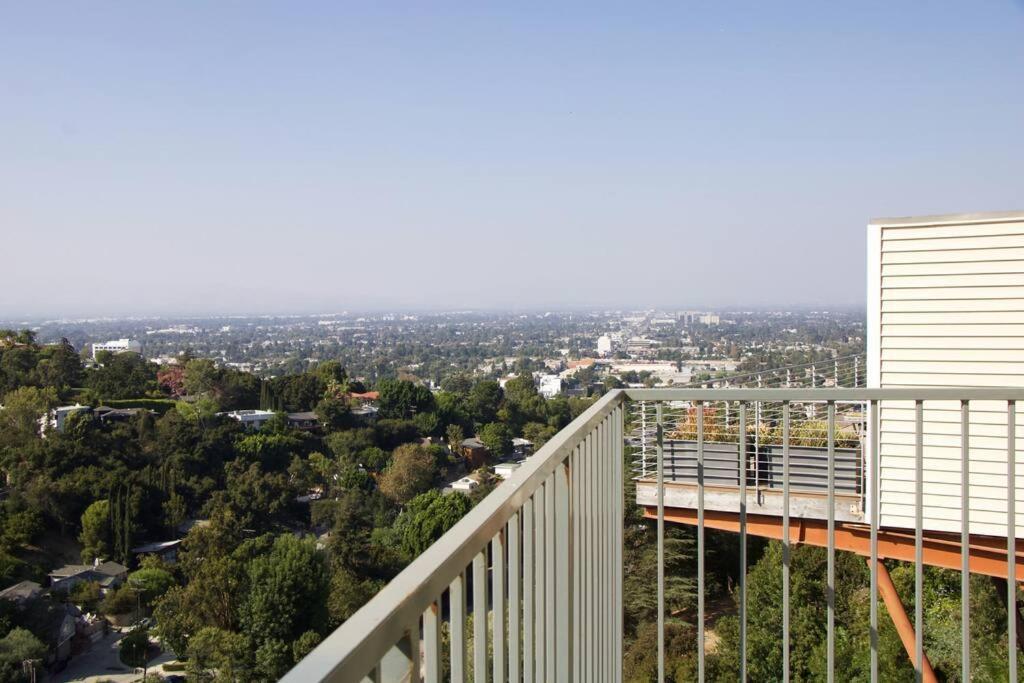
(2, 2, 1023, 317)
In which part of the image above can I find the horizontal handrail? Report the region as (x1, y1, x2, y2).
(283, 389, 627, 682)
(625, 387, 1024, 401)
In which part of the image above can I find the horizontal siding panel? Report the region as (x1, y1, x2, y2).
(880, 359, 1024, 375)
(881, 335, 1024, 349)
(881, 324, 1024, 337)
(881, 233, 1024, 253)
(881, 418, 1011, 438)
(882, 347, 1024, 361)
(883, 273, 1024, 288)
(882, 310, 1024, 325)
(881, 430, 1010, 450)
(881, 245, 1024, 265)
(883, 285, 1024, 300)
(881, 371, 1024, 386)
(882, 299, 1024, 313)
(881, 222, 1024, 241)
(883, 260, 1024, 277)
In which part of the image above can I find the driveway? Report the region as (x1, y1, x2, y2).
(50, 630, 181, 683)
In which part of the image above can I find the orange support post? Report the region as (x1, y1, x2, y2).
(872, 558, 938, 682)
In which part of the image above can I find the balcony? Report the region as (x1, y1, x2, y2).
(284, 385, 1024, 683)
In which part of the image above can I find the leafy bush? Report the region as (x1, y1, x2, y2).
(100, 586, 139, 615)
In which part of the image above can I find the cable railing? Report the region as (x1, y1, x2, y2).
(286, 386, 1022, 683)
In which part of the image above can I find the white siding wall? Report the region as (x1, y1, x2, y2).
(869, 212, 1024, 537)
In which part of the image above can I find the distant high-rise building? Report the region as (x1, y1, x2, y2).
(596, 335, 613, 356)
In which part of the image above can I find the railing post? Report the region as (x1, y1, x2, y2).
(782, 401, 791, 683)
(739, 402, 747, 681)
(1009, 400, 1018, 681)
(656, 401, 665, 683)
(915, 400, 924, 683)
(555, 458, 571, 682)
(960, 400, 970, 682)
(697, 401, 705, 682)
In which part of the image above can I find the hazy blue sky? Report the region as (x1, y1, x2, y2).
(2, 2, 1022, 317)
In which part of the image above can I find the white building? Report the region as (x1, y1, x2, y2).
(537, 374, 562, 399)
(221, 409, 276, 430)
(39, 404, 91, 435)
(699, 313, 720, 325)
(451, 477, 480, 492)
(92, 338, 142, 360)
(597, 335, 613, 356)
(494, 462, 521, 479)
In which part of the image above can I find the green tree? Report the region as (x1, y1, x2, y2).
(467, 381, 503, 426)
(478, 422, 512, 458)
(378, 444, 437, 504)
(129, 567, 176, 607)
(377, 379, 435, 420)
(79, 499, 111, 563)
(119, 627, 150, 670)
(86, 353, 156, 400)
(389, 490, 472, 561)
(0, 386, 57, 447)
(240, 535, 330, 654)
(186, 626, 254, 682)
(0, 628, 46, 683)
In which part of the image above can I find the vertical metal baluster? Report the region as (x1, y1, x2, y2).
(556, 457, 572, 683)
(783, 401, 791, 683)
(584, 432, 592, 683)
(452, 571, 467, 683)
(572, 442, 582, 683)
(1009, 400, 1018, 681)
(656, 402, 665, 683)
(510, 512, 521, 683)
(523, 499, 534, 683)
(411, 621, 422, 683)
(915, 400, 924, 683)
(493, 532, 506, 683)
(604, 416, 611, 682)
(545, 472, 556, 680)
(739, 402, 747, 681)
(870, 399, 879, 683)
(616, 404, 625, 683)
(473, 551, 487, 683)
(424, 601, 442, 683)
(698, 401, 705, 682)
(961, 400, 970, 681)
(827, 401, 835, 683)
(597, 418, 606, 683)
(369, 663, 381, 683)
(600, 419, 609, 682)
(535, 483, 546, 682)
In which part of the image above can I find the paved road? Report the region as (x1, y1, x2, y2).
(51, 630, 179, 683)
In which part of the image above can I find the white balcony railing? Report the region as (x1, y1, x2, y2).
(285, 387, 1023, 683)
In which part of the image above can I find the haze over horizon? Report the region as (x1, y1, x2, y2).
(3, 2, 1023, 317)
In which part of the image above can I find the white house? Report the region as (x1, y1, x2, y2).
(221, 409, 276, 430)
(451, 477, 479, 492)
(39, 404, 91, 435)
(92, 338, 142, 360)
(537, 374, 562, 399)
(494, 462, 520, 479)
